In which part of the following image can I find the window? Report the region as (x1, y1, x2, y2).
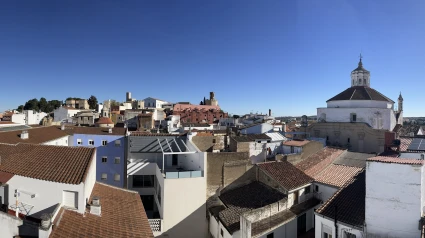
(102, 140, 107, 146)
(212, 139, 216, 143)
(102, 157, 107, 163)
(115, 140, 121, 147)
(324, 232, 332, 238)
(88, 139, 94, 146)
(290, 146, 294, 153)
(220, 229, 223, 237)
(133, 175, 154, 188)
(114, 174, 120, 181)
(351, 113, 357, 122)
(63, 191, 78, 209)
(347, 138, 350, 143)
(315, 185, 319, 192)
(267, 233, 274, 238)
(172, 154, 178, 166)
(77, 139, 82, 145)
(114, 157, 120, 164)
(305, 186, 310, 194)
(344, 232, 356, 238)
(101, 173, 107, 180)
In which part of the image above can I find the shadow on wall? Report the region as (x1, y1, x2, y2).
(158, 203, 208, 238)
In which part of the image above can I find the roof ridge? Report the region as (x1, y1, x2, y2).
(95, 181, 140, 194)
(349, 88, 357, 100)
(363, 87, 373, 100)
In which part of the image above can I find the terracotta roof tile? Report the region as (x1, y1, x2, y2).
(63, 126, 126, 136)
(232, 134, 271, 142)
(258, 161, 313, 191)
(0, 171, 14, 184)
(218, 181, 286, 234)
(283, 140, 310, 147)
(367, 156, 424, 165)
(50, 182, 154, 238)
(314, 164, 363, 187)
(316, 171, 365, 227)
(0, 126, 69, 144)
(296, 147, 346, 177)
(400, 137, 413, 152)
(0, 143, 95, 184)
(96, 117, 113, 124)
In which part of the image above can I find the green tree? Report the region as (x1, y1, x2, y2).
(88, 95, 98, 109)
(39, 97, 48, 112)
(233, 115, 240, 119)
(17, 105, 24, 112)
(110, 100, 120, 107)
(24, 98, 39, 111)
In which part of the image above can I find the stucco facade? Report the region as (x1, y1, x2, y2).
(53, 107, 81, 122)
(72, 134, 126, 187)
(366, 161, 423, 238)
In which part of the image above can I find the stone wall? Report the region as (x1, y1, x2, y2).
(192, 134, 226, 152)
(206, 152, 251, 201)
(229, 137, 250, 152)
(308, 122, 386, 153)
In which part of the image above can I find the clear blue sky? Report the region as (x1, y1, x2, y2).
(1, 0, 424, 116)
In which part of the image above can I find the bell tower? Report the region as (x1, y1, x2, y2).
(351, 54, 370, 87)
(398, 92, 403, 112)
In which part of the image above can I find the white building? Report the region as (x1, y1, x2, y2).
(53, 106, 81, 122)
(0, 143, 96, 237)
(143, 97, 169, 109)
(11, 110, 47, 125)
(365, 156, 425, 238)
(127, 133, 207, 237)
(239, 122, 274, 134)
(317, 58, 403, 131)
(0, 126, 70, 146)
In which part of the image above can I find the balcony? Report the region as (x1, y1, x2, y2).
(165, 169, 203, 179)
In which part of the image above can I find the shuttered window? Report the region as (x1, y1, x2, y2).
(63, 191, 78, 209)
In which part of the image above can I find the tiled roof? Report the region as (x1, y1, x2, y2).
(367, 156, 424, 165)
(283, 140, 310, 147)
(218, 181, 286, 234)
(392, 124, 402, 132)
(63, 126, 126, 136)
(296, 147, 346, 177)
(182, 123, 211, 127)
(0, 121, 15, 124)
(0, 143, 95, 184)
(332, 151, 375, 168)
(0, 126, 69, 144)
(314, 164, 363, 187)
(0, 171, 14, 184)
(327, 86, 394, 103)
(258, 161, 313, 191)
(50, 182, 154, 238)
(95, 117, 113, 124)
(400, 137, 413, 151)
(232, 134, 271, 142)
(398, 125, 422, 137)
(316, 171, 365, 227)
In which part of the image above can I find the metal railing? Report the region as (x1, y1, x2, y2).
(148, 219, 162, 232)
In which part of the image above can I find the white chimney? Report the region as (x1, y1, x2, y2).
(90, 196, 101, 216)
(21, 130, 29, 139)
(40, 214, 52, 229)
(108, 128, 112, 134)
(61, 124, 65, 130)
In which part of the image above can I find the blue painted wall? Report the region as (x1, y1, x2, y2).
(73, 134, 126, 187)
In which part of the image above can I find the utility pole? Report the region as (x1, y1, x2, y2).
(334, 205, 338, 238)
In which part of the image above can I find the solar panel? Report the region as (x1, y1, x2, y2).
(407, 138, 425, 151)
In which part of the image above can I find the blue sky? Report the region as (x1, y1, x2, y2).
(0, 0, 424, 116)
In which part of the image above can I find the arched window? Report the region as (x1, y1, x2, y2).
(359, 79, 362, 84)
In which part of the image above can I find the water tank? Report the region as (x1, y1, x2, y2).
(40, 214, 51, 229)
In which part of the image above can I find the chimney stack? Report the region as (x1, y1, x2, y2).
(21, 130, 29, 139)
(108, 128, 112, 134)
(40, 214, 52, 230)
(90, 196, 101, 216)
(61, 124, 65, 130)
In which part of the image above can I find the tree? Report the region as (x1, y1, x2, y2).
(203, 96, 206, 105)
(39, 97, 48, 112)
(88, 95, 98, 109)
(110, 100, 120, 107)
(48, 100, 62, 110)
(24, 98, 39, 111)
(233, 115, 240, 119)
(17, 105, 24, 112)
(200, 100, 204, 105)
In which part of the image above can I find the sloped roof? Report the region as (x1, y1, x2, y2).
(283, 140, 310, 147)
(314, 164, 363, 187)
(50, 182, 154, 238)
(296, 147, 346, 177)
(218, 181, 286, 234)
(332, 151, 375, 168)
(96, 117, 113, 124)
(0, 143, 95, 184)
(316, 171, 365, 227)
(258, 161, 313, 191)
(0, 126, 69, 144)
(327, 86, 394, 103)
(367, 156, 424, 165)
(232, 134, 271, 142)
(63, 126, 126, 136)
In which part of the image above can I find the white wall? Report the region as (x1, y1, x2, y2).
(257, 218, 297, 238)
(163, 176, 207, 237)
(0, 212, 22, 238)
(53, 107, 81, 122)
(366, 161, 422, 238)
(7, 175, 85, 215)
(243, 123, 274, 134)
(209, 213, 234, 238)
(317, 107, 396, 131)
(314, 183, 339, 203)
(327, 100, 392, 109)
(315, 214, 363, 238)
(42, 136, 70, 146)
(83, 151, 97, 206)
